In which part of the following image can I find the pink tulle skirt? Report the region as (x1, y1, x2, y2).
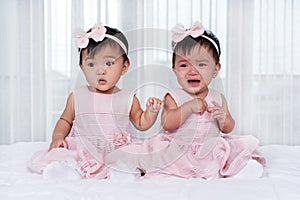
(27, 136, 109, 179)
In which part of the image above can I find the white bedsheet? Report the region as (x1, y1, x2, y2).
(0, 142, 299, 200)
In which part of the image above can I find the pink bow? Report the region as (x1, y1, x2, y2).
(113, 132, 132, 147)
(171, 21, 205, 43)
(73, 24, 107, 48)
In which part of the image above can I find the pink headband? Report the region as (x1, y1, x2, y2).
(73, 23, 128, 54)
(171, 21, 220, 55)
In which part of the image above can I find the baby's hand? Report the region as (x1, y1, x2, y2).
(146, 97, 163, 113)
(189, 98, 208, 115)
(49, 138, 68, 151)
(207, 101, 226, 125)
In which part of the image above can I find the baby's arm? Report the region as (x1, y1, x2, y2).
(207, 94, 235, 133)
(130, 95, 163, 131)
(161, 93, 208, 131)
(49, 93, 75, 151)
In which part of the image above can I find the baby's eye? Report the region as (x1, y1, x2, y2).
(87, 63, 95, 68)
(198, 63, 207, 67)
(106, 61, 114, 67)
(179, 64, 188, 68)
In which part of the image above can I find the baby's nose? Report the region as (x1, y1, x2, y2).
(189, 65, 199, 74)
(96, 65, 107, 75)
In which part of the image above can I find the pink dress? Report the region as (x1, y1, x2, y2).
(141, 88, 265, 179)
(27, 86, 136, 179)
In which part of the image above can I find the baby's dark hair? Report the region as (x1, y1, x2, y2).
(78, 26, 129, 65)
(172, 30, 221, 67)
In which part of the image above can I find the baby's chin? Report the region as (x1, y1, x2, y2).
(184, 87, 207, 97)
(183, 88, 199, 95)
(181, 85, 198, 92)
(95, 85, 120, 94)
(87, 85, 106, 93)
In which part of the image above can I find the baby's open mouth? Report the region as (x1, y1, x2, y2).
(188, 80, 200, 87)
(188, 80, 200, 83)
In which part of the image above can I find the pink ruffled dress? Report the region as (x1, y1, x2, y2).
(141, 88, 265, 179)
(27, 86, 136, 179)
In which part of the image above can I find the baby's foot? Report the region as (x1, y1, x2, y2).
(43, 159, 81, 180)
(233, 159, 264, 179)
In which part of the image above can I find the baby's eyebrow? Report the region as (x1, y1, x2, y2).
(195, 59, 209, 62)
(177, 59, 188, 63)
(84, 57, 94, 62)
(103, 55, 117, 59)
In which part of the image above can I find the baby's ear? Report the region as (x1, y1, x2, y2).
(172, 65, 177, 74)
(121, 59, 130, 75)
(213, 63, 221, 78)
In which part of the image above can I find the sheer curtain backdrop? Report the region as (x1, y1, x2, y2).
(226, 0, 300, 145)
(0, 0, 299, 145)
(0, 0, 45, 144)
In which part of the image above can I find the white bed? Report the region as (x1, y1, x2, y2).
(0, 142, 299, 200)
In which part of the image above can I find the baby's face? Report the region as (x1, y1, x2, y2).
(80, 45, 129, 94)
(173, 44, 220, 97)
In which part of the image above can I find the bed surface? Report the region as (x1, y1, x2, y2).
(0, 142, 300, 200)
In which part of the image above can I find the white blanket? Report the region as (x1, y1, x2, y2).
(0, 142, 300, 200)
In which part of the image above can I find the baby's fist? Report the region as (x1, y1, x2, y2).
(146, 97, 163, 113)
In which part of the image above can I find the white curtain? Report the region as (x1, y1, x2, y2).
(226, 0, 300, 145)
(0, 0, 45, 144)
(1, 0, 299, 145)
